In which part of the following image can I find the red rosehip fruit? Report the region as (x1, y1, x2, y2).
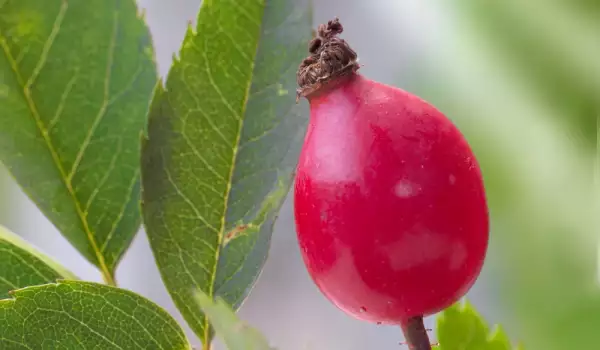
(293, 18, 489, 349)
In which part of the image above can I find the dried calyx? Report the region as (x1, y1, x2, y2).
(296, 17, 360, 101)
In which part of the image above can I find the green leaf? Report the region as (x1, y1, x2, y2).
(437, 301, 520, 350)
(0, 166, 17, 230)
(0, 280, 191, 349)
(141, 0, 311, 343)
(194, 290, 274, 350)
(0, 225, 76, 299)
(0, 0, 158, 283)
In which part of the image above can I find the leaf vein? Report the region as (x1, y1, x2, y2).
(180, 129, 227, 183)
(67, 9, 120, 183)
(100, 168, 140, 255)
(24, 0, 68, 88)
(47, 71, 78, 132)
(229, 0, 262, 28)
(238, 108, 290, 150)
(202, 0, 266, 340)
(202, 42, 242, 120)
(76, 290, 167, 350)
(84, 138, 123, 213)
(159, 221, 211, 336)
(218, 27, 251, 62)
(178, 68, 230, 146)
(0, 276, 18, 289)
(0, 11, 117, 284)
(164, 164, 219, 233)
(0, 248, 55, 282)
(188, 174, 224, 198)
(35, 307, 127, 349)
(0, 337, 33, 350)
(107, 64, 145, 106)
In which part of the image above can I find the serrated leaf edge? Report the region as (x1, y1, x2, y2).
(437, 299, 522, 349)
(142, 0, 268, 343)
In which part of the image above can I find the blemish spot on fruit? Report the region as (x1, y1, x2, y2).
(449, 174, 456, 185)
(359, 307, 367, 313)
(394, 180, 418, 198)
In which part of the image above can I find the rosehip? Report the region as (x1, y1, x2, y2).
(293, 18, 489, 349)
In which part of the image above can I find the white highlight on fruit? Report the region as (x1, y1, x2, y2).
(383, 229, 448, 271)
(449, 174, 456, 185)
(394, 180, 418, 198)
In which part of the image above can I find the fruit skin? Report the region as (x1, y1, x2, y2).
(293, 73, 489, 325)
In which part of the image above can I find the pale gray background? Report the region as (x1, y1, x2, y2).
(2, 1, 502, 349)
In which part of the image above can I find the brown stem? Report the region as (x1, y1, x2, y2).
(400, 316, 432, 350)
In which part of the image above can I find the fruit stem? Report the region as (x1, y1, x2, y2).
(400, 316, 432, 350)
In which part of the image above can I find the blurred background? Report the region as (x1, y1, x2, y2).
(1, 0, 598, 349)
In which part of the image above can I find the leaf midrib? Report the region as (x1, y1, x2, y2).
(0, 2, 115, 284)
(201, 1, 266, 343)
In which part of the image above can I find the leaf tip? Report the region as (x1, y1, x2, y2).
(136, 6, 147, 21)
(176, 24, 197, 64)
(172, 52, 181, 66)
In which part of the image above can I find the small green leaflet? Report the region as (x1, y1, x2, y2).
(194, 290, 274, 350)
(437, 300, 522, 350)
(141, 0, 312, 344)
(0, 225, 76, 299)
(0, 281, 192, 349)
(0, 0, 158, 283)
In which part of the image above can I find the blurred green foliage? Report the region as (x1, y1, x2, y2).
(194, 290, 274, 350)
(408, 1, 599, 349)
